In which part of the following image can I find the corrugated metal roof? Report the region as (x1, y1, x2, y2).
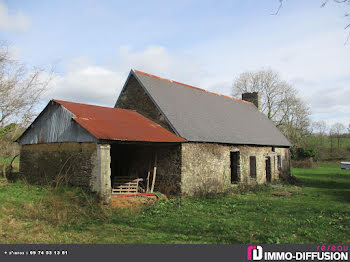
(53, 100, 186, 143)
(130, 70, 292, 147)
(17, 101, 97, 145)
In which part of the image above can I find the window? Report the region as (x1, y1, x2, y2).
(230, 151, 240, 183)
(249, 156, 256, 178)
(265, 156, 271, 182)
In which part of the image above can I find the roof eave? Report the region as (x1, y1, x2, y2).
(184, 139, 292, 148)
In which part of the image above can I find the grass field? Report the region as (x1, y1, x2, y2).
(0, 162, 349, 244)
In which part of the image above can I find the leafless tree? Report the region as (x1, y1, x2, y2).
(277, 96, 311, 146)
(232, 68, 310, 145)
(232, 69, 290, 123)
(0, 42, 53, 128)
(274, 0, 350, 42)
(329, 122, 346, 150)
(310, 120, 328, 149)
(319, 0, 350, 37)
(0, 41, 53, 164)
(312, 120, 328, 136)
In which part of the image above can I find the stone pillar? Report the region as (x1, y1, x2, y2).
(96, 144, 111, 204)
(242, 92, 262, 112)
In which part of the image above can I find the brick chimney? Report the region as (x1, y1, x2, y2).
(242, 92, 261, 112)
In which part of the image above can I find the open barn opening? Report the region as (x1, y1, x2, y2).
(110, 143, 160, 195)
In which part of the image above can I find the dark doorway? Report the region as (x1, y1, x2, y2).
(110, 144, 152, 188)
(110, 143, 163, 194)
(110, 144, 134, 179)
(230, 151, 240, 183)
(265, 156, 271, 182)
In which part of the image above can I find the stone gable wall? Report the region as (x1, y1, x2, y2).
(116, 75, 174, 132)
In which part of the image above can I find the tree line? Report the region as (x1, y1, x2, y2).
(232, 68, 349, 162)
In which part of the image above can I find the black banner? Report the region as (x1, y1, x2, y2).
(0, 244, 348, 262)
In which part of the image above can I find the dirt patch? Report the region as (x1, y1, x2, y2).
(110, 194, 167, 209)
(272, 191, 293, 197)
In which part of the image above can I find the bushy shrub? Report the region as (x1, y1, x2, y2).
(291, 146, 317, 161)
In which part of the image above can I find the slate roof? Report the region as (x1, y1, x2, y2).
(128, 70, 291, 147)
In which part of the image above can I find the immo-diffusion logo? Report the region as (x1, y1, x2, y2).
(247, 245, 349, 261)
(247, 246, 263, 261)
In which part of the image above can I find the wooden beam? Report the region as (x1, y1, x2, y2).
(146, 158, 152, 193)
(150, 153, 157, 193)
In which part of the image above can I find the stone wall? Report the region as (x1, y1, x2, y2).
(19, 141, 290, 199)
(155, 145, 182, 195)
(116, 75, 174, 132)
(275, 147, 291, 179)
(181, 142, 290, 196)
(19, 142, 111, 202)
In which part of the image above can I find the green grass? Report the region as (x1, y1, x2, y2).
(0, 163, 349, 244)
(0, 156, 19, 166)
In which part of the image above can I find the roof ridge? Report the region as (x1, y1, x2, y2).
(53, 99, 124, 110)
(133, 69, 252, 105)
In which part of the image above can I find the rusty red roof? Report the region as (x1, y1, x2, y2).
(53, 99, 186, 143)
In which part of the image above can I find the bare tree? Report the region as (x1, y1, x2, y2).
(277, 95, 311, 146)
(312, 120, 328, 136)
(330, 122, 346, 150)
(275, 0, 350, 41)
(0, 41, 53, 166)
(232, 69, 291, 123)
(310, 120, 328, 150)
(0, 42, 53, 128)
(232, 68, 310, 145)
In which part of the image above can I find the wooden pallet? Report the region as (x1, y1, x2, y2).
(112, 177, 139, 195)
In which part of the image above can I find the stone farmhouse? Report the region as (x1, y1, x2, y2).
(17, 69, 292, 202)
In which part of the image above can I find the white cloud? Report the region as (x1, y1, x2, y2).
(43, 46, 204, 107)
(117, 45, 205, 84)
(118, 45, 172, 74)
(44, 58, 126, 107)
(313, 113, 350, 128)
(0, 0, 30, 32)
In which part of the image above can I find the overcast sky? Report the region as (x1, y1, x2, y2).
(1, 0, 349, 127)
